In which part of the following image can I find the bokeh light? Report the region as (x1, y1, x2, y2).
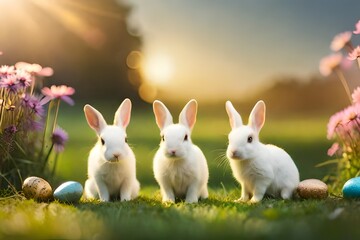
(138, 83, 157, 103)
(142, 54, 175, 85)
(126, 50, 142, 69)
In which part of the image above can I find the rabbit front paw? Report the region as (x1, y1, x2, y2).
(185, 195, 199, 203)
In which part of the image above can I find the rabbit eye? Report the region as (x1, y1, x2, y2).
(184, 134, 188, 141)
(125, 137, 128, 143)
(101, 138, 105, 145)
(161, 135, 165, 141)
(247, 136, 253, 143)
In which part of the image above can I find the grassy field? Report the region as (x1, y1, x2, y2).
(1, 102, 350, 239)
(1, 189, 360, 239)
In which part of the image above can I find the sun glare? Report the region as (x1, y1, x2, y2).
(142, 54, 175, 85)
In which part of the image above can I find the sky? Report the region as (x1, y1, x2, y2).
(122, 0, 360, 102)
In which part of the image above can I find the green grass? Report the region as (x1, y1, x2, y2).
(1, 103, 347, 239)
(1, 188, 360, 239)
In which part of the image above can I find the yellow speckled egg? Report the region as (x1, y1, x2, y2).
(22, 176, 53, 201)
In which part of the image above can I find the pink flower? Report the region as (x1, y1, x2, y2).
(41, 85, 75, 105)
(342, 105, 358, 124)
(348, 46, 360, 60)
(37, 67, 54, 77)
(0, 65, 15, 77)
(15, 62, 42, 73)
(16, 69, 32, 88)
(319, 53, 342, 76)
(330, 31, 352, 51)
(327, 110, 344, 139)
(327, 142, 341, 157)
(352, 87, 360, 104)
(339, 104, 360, 141)
(0, 75, 19, 92)
(15, 62, 53, 77)
(353, 20, 360, 34)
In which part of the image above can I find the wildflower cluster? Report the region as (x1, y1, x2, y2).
(321, 20, 360, 191)
(0, 54, 74, 189)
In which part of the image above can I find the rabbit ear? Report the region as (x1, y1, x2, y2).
(179, 99, 197, 130)
(114, 98, 132, 129)
(225, 101, 243, 129)
(153, 100, 173, 130)
(84, 104, 107, 135)
(249, 100, 266, 133)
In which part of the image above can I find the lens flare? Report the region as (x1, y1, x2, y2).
(142, 54, 174, 85)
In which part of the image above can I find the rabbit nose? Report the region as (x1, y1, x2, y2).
(113, 153, 120, 159)
(168, 150, 176, 157)
(231, 150, 239, 158)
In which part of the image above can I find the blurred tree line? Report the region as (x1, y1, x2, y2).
(0, 0, 141, 103)
(248, 75, 351, 117)
(200, 75, 351, 118)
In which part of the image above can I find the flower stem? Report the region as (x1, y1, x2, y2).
(41, 143, 54, 172)
(39, 100, 54, 160)
(52, 99, 61, 133)
(335, 69, 352, 104)
(30, 74, 36, 95)
(51, 153, 59, 177)
(0, 88, 5, 131)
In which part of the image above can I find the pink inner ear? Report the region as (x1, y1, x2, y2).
(251, 102, 266, 131)
(115, 99, 132, 128)
(122, 113, 130, 128)
(186, 107, 196, 129)
(255, 114, 263, 129)
(120, 104, 131, 128)
(180, 100, 197, 129)
(85, 107, 101, 132)
(153, 103, 168, 130)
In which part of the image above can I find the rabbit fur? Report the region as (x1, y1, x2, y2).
(153, 99, 209, 203)
(225, 100, 299, 203)
(83, 98, 140, 202)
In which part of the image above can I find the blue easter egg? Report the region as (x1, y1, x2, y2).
(54, 181, 83, 203)
(342, 177, 360, 198)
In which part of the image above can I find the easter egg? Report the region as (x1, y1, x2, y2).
(22, 176, 53, 201)
(53, 181, 83, 203)
(297, 179, 328, 199)
(342, 177, 360, 199)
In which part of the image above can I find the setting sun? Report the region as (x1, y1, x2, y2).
(142, 54, 175, 85)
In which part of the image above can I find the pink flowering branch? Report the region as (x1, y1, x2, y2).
(353, 20, 360, 35)
(319, 53, 352, 103)
(331, 31, 353, 52)
(334, 69, 352, 104)
(348, 46, 360, 69)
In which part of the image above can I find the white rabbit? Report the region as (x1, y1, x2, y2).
(83, 98, 140, 202)
(153, 99, 209, 203)
(225, 100, 299, 203)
